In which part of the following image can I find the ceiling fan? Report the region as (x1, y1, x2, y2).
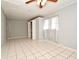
(25, 0, 58, 8)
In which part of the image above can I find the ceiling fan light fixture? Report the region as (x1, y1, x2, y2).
(25, 0, 58, 8)
(41, 0, 47, 6)
(36, 0, 41, 5)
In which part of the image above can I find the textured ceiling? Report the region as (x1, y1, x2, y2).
(2, 0, 76, 21)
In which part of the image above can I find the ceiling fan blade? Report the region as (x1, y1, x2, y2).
(48, 0, 58, 2)
(25, 0, 35, 4)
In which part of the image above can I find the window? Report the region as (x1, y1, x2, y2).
(43, 16, 59, 30)
(51, 16, 59, 30)
(43, 20, 49, 30)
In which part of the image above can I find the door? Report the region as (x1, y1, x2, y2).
(30, 22, 32, 39)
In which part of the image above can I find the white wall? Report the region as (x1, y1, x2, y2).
(59, 3, 77, 49)
(28, 22, 31, 38)
(1, 9, 7, 46)
(48, 3, 77, 49)
(32, 20, 37, 40)
(7, 20, 28, 39)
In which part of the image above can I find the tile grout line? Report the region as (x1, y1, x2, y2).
(7, 40, 10, 59)
(14, 40, 17, 59)
(24, 39, 51, 59)
(66, 52, 76, 59)
(50, 48, 75, 59)
(24, 39, 64, 59)
(23, 39, 37, 59)
(18, 39, 27, 59)
(2, 39, 76, 59)
(23, 39, 43, 59)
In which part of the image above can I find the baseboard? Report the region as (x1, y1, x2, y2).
(8, 36, 27, 40)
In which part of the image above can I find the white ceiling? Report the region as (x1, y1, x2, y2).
(2, 0, 76, 21)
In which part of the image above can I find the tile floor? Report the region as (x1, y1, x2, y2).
(1, 38, 77, 59)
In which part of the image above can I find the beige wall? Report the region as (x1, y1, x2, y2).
(7, 20, 28, 39)
(1, 9, 7, 46)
